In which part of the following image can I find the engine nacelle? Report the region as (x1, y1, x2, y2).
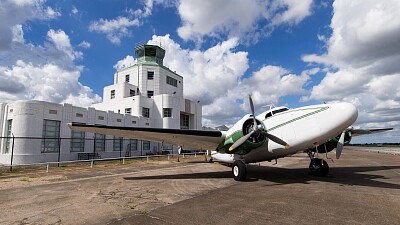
(217, 114, 267, 155)
(314, 131, 353, 153)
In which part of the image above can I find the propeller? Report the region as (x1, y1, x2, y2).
(336, 131, 345, 159)
(229, 95, 289, 151)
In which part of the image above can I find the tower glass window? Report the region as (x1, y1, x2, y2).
(147, 91, 154, 98)
(166, 76, 177, 87)
(125, 75, 130, 82)
(41, 120, 61, 153)
(125, 108, 131, 114)
(147, 71, 154, 80)
(130, 89, 135, 97)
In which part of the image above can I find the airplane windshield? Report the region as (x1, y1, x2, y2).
(265, 107, 289, 119)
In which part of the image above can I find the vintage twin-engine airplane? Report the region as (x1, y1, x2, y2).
(68, 96, 392, 181)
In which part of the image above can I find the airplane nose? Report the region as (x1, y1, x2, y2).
(330, 102, 358, 130)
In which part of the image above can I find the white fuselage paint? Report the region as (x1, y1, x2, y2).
(211, 103, 358, 164)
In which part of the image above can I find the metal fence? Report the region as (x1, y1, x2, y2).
(0, 136, 206, 172)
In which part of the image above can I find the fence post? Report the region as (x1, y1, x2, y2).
(147, 155, 149, 163)
(46, 164, 49, 173)
(91, 160, 94, 168)
(168, 155, 170, 161)
(57, 137, 61, 167)
(10, 134, 15, 172)
(123, 157, 125, 164)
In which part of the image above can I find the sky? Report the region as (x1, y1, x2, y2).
(0, 0, 399, 143)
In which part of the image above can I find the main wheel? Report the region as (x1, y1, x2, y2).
(232, 160, 247, 181)
(309, 158, 329, 176)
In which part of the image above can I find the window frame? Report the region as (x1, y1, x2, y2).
(147, 71, 154, 80)
(163, 108, 172, 118)
(142, 107, 150, 118)
(41, 120, 61, 153)
(70, 129, 85, 152)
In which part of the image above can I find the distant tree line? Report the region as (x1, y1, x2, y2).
(347, 143, 400, 147)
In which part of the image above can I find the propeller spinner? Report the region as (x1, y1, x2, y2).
(229, 95, 289, 151)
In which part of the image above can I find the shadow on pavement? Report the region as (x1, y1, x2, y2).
(124, 165, 400, 190)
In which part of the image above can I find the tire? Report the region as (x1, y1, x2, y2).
(309, 158, 329, 176)
(232, 160, 247, 181)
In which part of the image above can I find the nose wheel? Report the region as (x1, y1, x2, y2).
(309, 158, 329, 176)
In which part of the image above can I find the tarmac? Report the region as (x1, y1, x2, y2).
(0, 148, 399, 225)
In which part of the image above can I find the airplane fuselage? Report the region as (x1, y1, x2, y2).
(213, 102, 358, 163)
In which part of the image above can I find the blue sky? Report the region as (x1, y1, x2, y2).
(0, 0, 399, 143)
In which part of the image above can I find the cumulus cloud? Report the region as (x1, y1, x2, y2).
(176, 0, 313, 43)
(0, 0, 60, 51)
(302, 0, 400, 141)
(89, 17, 140, 45)
(143, 34, 308, 126)
(0, 61, 101, 107)
(113, 55, 136, 70)
(47, 29, 83, 60)
(0, 1, 100, 108)
(78, 41, 91, 49)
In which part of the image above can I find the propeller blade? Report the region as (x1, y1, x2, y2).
(229, 130, 255, 151)
(249, 95, 257, 128)
(262, 131, 290, 147)
(336, 132, 345, 159)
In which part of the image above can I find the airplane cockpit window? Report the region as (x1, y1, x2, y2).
(265, 107, 288, 119)
(265, 112, 273, 119)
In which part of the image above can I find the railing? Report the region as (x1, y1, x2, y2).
(0, 136, 206, 172)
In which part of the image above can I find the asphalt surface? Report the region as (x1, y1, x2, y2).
(1, 149, 399, 225)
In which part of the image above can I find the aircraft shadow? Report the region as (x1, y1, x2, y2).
(123, 165, 400, 190)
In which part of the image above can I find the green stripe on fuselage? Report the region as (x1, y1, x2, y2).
(218, 106, 329, 154)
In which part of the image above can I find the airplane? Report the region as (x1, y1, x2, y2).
(68, 96, 393, 181)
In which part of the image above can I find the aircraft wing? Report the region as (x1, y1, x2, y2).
(351, 128, 393, 137)
(68, 123, 225, 150)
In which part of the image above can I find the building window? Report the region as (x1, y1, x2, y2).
(166, 76, 177, 87)
(113, 137, 123, 152)
(163, 108, 172, 117)
(94, 133, 105, 152)
(5, 120, 12, 154)
(41, 120, 61, 153)
(98, 116, 105, 120)
(76, 113, 83, 118)
(111, 90, 115, 99)
(130, 89, 135, 97)
(117, 119, 122, 122)
(180, 114, 189, 129)
(147, 91, 154, 98)
(143, 141, 150, 150)
(142, 107, 150, 118)
(70, 129, 85, 152)
(132, 121, 137, 124)
(125, 108, 131, 114)
(147, 71, 154, 80)
(125, 74, 130, 82)
(129, 139, 137, 151)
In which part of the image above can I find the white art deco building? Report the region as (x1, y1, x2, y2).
(0, 44, 202, 165)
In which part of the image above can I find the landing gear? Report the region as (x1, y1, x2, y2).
(232, 160, 247, 181)
(307, 151, 329, 176)
(309, 158, 329, 176)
